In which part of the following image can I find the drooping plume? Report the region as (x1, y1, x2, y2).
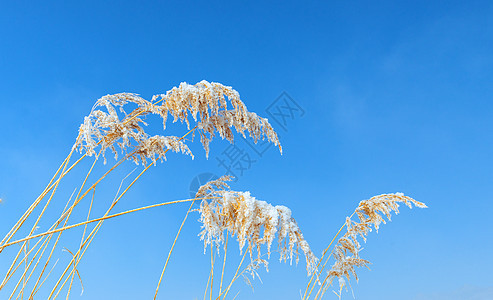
(76, 81, 281, 164)
(196, 176, 318, 276)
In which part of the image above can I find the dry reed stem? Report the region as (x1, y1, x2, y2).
(26, 197, 79, 299)
(2, 189, 77, 295)
(204, 264, 212, 300)
(51, 222, 102, 300)
(3, 198, 210, 250)
(31, 153, 129, 295)
(3, 153, 126, 297)
(48, 164, 153, 299)
(65, 168, 133, 289)
(66, 188, 95, 299)
(303, 215, 353, 300)
(218, 250, 247, 300)
(210, 243, 215, 300)
(46, 165, 150, 299)
(0, 153, 74, 287)
(60, 249, 83, 297)
(153, 199, 196, 300)
(0, 149, 72, 248)
(67, 188, 95, 297)
(19, 242, 28, 300)
(32, 155, 99, 298)
(20, 155, 99, 298)
(29, 195, 81, 299)
(0, 148, 87, 254)
(32, 258, 59, 297)
(10, 194, 77, 300)
(0, 151, 89, 298)
(3, 138, 109, 292)
(7, 193, 73, 300)
(219, 234, 228, 296)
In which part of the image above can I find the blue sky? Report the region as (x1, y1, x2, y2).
(1, 1, 492, 299)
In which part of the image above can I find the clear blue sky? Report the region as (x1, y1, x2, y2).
(1, 1, 492, 299)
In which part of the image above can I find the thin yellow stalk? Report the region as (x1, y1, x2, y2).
(210, 243, 215, 300)
(50, 165, 147, 299)
(218, 250, 248, 300)
(5, 193, 76, 297)
(41, 151, 126, 244)
(303, 223, 344, 300)
(61, 248, 84, 299)
(153, 199, 196, 300)
(26, 126, 196, 299)
(48, 157, 159, 299)
(304, 213, 355, 300)
(66, 188, 95, 299)
(7, 237, 44, 299)
(28, 153, 126, 296)
(0, 148, 86, 251)
(27, 190, 82, 298)
(29, 155, 99, 297)
(0, 153, 75, 287)
(314, 276, 335, 300)
(218, 234, 228, 296)
(232, 291, 240, 300)
(0, 147, 73, 247)
(14, 233, 53, 298)
(204, 265, 212, 300)
(10, 241, 27, 300)
(0, 151, 89, 294)
(20, 241, 28, 300)
(2, 198, 211, 250)
(33, 258, 60, 296)
(51, 220, 102, 300)
(16, 193, 81, 298)
(7, 154, 125, 296)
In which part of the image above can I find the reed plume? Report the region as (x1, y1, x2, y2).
(76, 80, 281, 163)
(196, 176, 318, 276)
(306, 193, 427, 299)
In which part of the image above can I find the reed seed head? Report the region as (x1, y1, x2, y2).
(324, 193, 426, 297)
(196, 176, 318, 276)
(76, 81, 281, 164)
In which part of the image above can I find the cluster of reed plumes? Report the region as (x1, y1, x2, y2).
(0, 80, 425, 299)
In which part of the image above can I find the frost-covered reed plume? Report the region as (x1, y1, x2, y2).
(77, 80, 281, 164)
(303, 193, 427, 300)
(196, 176, 318, 276)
